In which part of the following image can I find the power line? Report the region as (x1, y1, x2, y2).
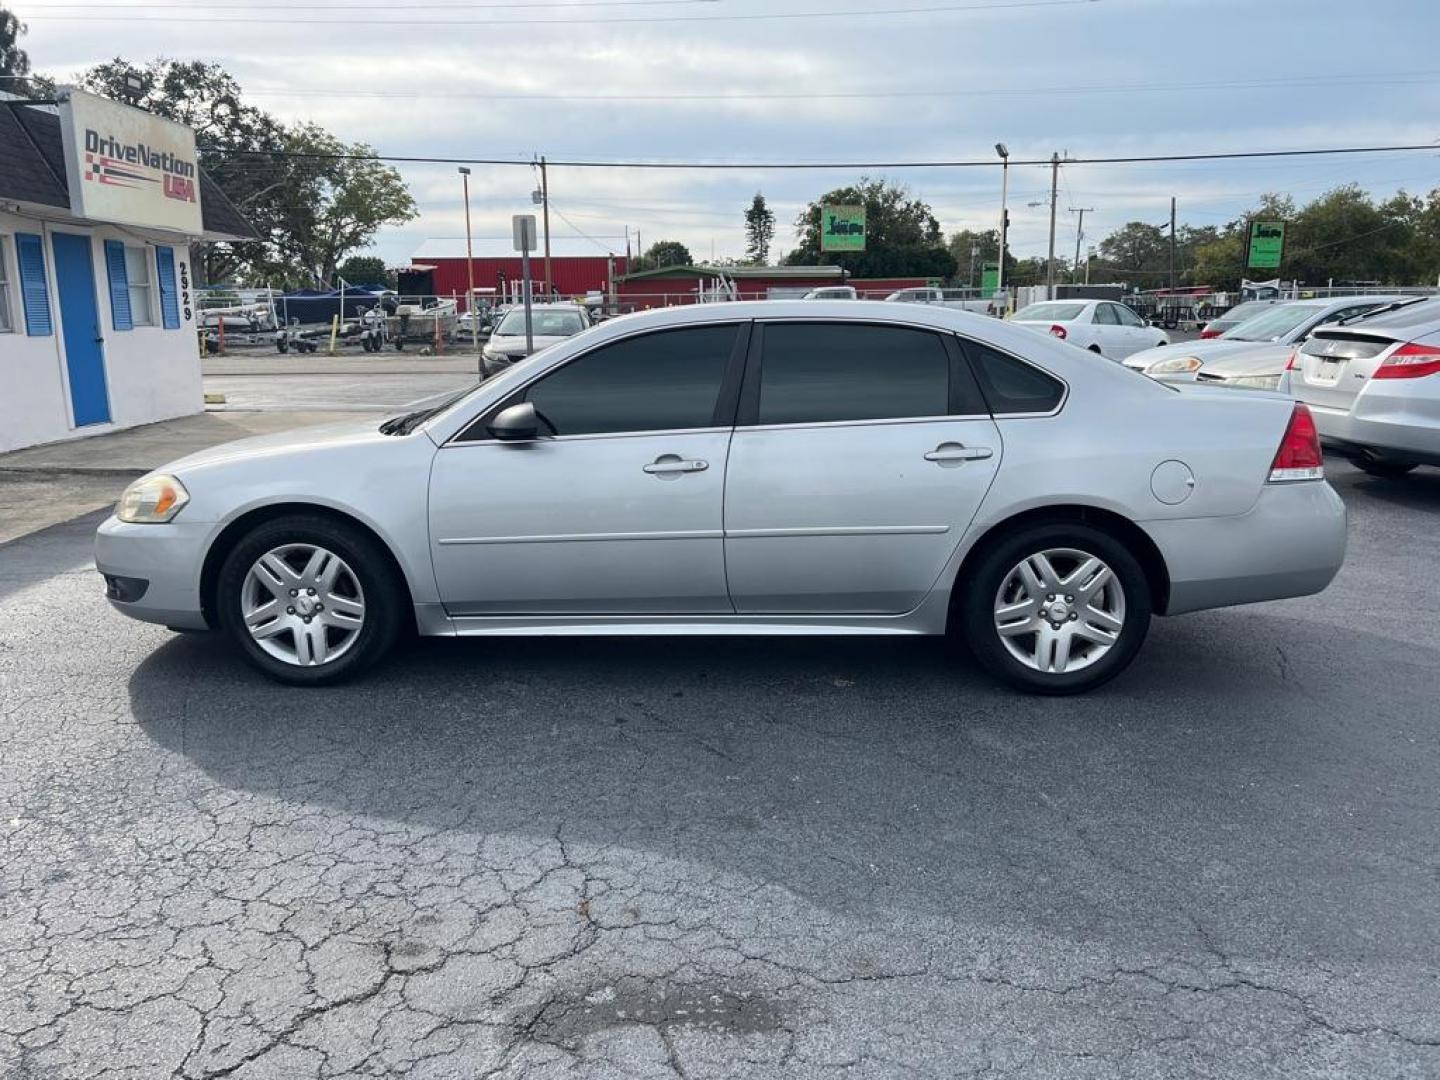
(26, 0, 715, 6)
(223, 72, 1440, 103)
(196, 143, 1440, 170)
(21, 0, 1101, 24)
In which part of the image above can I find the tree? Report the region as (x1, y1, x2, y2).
(1096, 222, 1169, 279)
(785, 178, 956, 279)
(945, 228, 1012, 287)
(260, 124, 416, 286)
(336, 255, 391, 288)
(635, 240, 693, 270)
(743, 192, 775, 265)
(0, 6, 48, 98)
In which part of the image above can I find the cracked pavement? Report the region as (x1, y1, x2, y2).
(1, 460, 1438, 1078)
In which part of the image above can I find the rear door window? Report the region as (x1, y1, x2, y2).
(753, 322, 955, 425)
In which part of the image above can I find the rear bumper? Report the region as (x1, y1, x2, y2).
(94, 515, 212, 630)
(1308, 390, 1440, 465)
(1140, 481, 1346, 616)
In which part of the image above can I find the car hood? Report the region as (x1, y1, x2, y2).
(157, 416, 414, 477)
(1196, 344, 1294, 378)
(1123, 339, 1268, 370)
(487, 333, 571, 353)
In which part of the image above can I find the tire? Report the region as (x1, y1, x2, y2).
(277, 338, 289, 354)
(1355, 457, 1416, 478)
(1088, 344, 1103, 355)
(958, 521, 1152, 695)
(216, 514, 406, 686)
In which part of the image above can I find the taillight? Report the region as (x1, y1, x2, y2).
(1373, 341, 1440, 379)
(1284, 347, 1300, 371)
(1200, 327, 1221, 339)
(1268, 404, 1324, 483)
(1049, 323, 1067, 340)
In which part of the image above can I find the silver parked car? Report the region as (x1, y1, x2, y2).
(1126, 296, 1403, 381)
(1281, 297, 1440, 476)
(481, 302, 590, 376)
(97, 301, 1346, 695)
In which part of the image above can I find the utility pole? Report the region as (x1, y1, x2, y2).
(1168, 196, 1177, 294)
(1046, 152, 1060, 300)
(1070, 207, 1093, 285)
(969, 243, 978, 290)
(540, 156, 553, 299)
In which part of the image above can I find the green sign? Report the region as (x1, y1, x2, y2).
(820, 204, 866, 252)
(980, 261, 1000, 293)
(1248, 220, 1286, 269)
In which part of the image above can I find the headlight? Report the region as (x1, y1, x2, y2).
(1145, 355, 1202, 375)
(117, 474, 190, 523)
(1224, 374, 1282, 391)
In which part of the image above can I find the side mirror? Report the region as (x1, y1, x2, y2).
(487, 401, 541, 441)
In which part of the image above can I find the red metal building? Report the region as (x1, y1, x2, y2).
(408, 237, 627, 308)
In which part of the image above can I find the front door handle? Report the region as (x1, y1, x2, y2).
(644, 454, 709, 477)
(925, 442, 993, 464)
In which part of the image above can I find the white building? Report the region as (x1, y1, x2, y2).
(0, 89, 255, 453)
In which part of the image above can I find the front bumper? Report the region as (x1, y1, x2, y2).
(94, 515, 214, 629)
(1140, 480, 1347, 616)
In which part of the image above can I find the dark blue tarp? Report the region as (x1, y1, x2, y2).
(276, 286, 391, 325)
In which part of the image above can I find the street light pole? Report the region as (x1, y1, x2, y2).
(1046, 151, 1060, 300)
(1070, 207, 1093, 284)
(540, 156, 553, 299)
(994, 143, 1009, 306)
(458, 166, 478, 365)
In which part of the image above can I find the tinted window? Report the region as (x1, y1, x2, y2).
(1342, 297, 1440, 329)
(524, 325, 737, 436)
(966, 342, 1065, 415)
(1115, 304, 1146, 327)
(1094, 304, 1119, 325)
(757, 323, 950, 425)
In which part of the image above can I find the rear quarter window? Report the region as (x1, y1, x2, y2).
(963, 340, 1065, 415)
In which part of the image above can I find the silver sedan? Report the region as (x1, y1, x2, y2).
(97, 301, 1347, 694)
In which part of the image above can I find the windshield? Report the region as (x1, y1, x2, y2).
(1221, 303, 1314, 342)
(1211, 300, 1271, 325)
(1337, 297, 1440, 329)
(378, 384, 478, 436)
(495, 308, 585, 337)
(1014, 302, 1086, 322)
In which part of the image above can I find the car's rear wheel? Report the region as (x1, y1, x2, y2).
(959, 522, 1152, 694)
(1355, 456, 1416, 478)
(216, 514, 404, 685)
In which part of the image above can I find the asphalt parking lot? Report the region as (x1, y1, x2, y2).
(1, 455, 1438, 1079)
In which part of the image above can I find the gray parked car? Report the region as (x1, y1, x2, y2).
(97, 301, 1346, 695)
(1281, 297, 1440, 476)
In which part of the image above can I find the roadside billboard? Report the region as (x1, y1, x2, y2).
(58, 88, 203, 236)
(980, 261, 1000, 293)
(821, 204, 866, 252)
(1247, 221, 1286, 270)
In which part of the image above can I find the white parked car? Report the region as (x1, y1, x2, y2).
(1010, 300, 1168, 359)
(801, 286, 858, 300)
(481, 303, 590, 376)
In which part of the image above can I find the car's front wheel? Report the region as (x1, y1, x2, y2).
(216, 514, 405, 685)
(959, 522, 1152, 694)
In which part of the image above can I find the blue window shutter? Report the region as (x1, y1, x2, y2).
(15, 233, 52, 337)
(103, 239, 132, 331)
(155, 246, 181, 330)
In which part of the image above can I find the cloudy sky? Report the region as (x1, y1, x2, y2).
(13, 0, 1440, 270)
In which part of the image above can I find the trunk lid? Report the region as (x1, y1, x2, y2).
(1292, 330, 1399, 412)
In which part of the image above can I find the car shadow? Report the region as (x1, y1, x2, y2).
(0, 508, 110, 605)
(126, 608, 1438, 957)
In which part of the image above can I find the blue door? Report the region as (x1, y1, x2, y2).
(51, 232, 112, 427)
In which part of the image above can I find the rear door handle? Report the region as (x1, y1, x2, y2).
(925, 443, 993, 464)
(644, 455, 709, 476)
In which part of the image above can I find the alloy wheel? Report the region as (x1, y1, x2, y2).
(240, 543, 366, 667)
(992, 547, 1126, 675)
